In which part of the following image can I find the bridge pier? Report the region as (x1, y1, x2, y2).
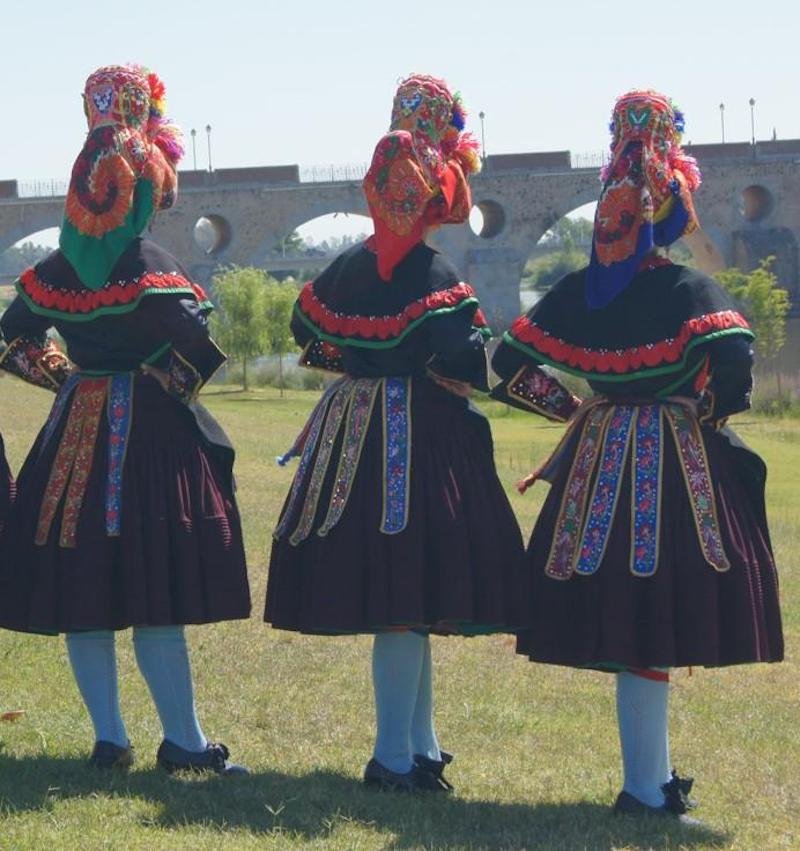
(2, 145, 799, 337)
(462, 247, 524, 333)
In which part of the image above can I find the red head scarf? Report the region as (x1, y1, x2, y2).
(363, 74, 482, 281)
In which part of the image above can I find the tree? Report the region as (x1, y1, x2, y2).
(522, 217, 592, 291)
(0, 241, 51, 276)
(274, 230, 306, 256)
(263, 279, 299, 397)
(210, 266, 270, 391)
(539, 217, 593, 250)
(522, 248, 588, 290)
(714, 257, 791, 377)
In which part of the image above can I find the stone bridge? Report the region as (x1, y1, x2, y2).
(2, 141, 799, 331)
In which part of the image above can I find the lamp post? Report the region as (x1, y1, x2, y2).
(719, 103, 725, 143)
(478, 111, 486, 166)
(205, 124, 213, 172)
(190, 128, 197, 170)
(749, 98, 756, 146)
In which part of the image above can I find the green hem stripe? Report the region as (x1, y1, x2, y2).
(502, 326, 755, 383)
(15, 283, 203, 323)
(657, 356, 705, 397)
(294, 297, 487, 349)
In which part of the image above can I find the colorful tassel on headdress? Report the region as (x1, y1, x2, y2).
(137, 67, 184, 165)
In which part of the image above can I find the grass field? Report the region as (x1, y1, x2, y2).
(0, 379, 797, 851)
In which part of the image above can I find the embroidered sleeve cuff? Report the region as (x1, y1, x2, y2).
(164, 350, 203, 403)
(0, 336, 72, 391)
(490, 364, 581, 421)
(149, 338, 226, 403)
(299, 339, 344, 374)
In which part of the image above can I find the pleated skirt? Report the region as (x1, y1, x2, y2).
(265, 375, 531, 635)
(516, 408, 783, 670)
(0, 375, 250, 633)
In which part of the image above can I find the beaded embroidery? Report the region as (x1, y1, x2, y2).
(60, 65, 183, 291)
(575, 406, 635, 575)
(296, 280, 485, 346)
(544, 406, 610, 579)
(363, 74, 481, 280)
(0, 336, 72, 391)
(630, 405, 663, 576)
(274, 382, 340, 539)
(318, 379, 381, 537)
(506, 310, 752, 379)
(165, 349, 202, 403)
(36, 377, 109, 548)
(381, 378, 412, 534)
(289, 380, 351, 545)
(18, 267, 204, 320)
(105, 373, 134, 536)
(283, 377, 418, 543)
(39, 373, 82, 453)
(299, 339, 344, 374)
(506, 365, 581, 422)
(665, 403, 730, 571)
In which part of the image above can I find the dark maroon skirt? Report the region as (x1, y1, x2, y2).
(265, 376, 531, 635)
(0, 375, 250, 633)
(516, 419, 783, 670)
(0, 434, 12, 537)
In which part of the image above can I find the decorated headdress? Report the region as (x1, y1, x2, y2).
(585, 89, 702, 309)
(60, 64, 184, 290)
(363, 74, 482, 281)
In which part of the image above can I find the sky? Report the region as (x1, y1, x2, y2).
(2, 0, 798, 242)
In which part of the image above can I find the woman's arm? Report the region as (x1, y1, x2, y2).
(138, 294, 225, 403)
(696, 335, 755, 425)
(0, 296, 72, 391)
(490, 333, 581, 422)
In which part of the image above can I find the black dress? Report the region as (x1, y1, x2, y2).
(491, 262, 783, 670)
(0, 238, 251, 633)
(265, 241, 531, 635)
(0, 434, 11, 537)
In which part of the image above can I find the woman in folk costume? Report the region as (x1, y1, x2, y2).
(265, 74, 531, 792)
(0, 65, 250, 773)
(491, 91, 783, 820)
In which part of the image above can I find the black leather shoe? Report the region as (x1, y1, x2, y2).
(156, 740, 249, 776)
(363, 758, 451, 792)
(613, 788, 704, 827)
(413, 750, 454, 791)
(667, 769, 698, 810)
(88, 740, 134, 770)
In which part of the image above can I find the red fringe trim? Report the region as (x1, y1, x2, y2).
(297, 281, 480, 340)
(628, 667, 670, 682)
(509, 310, 750, 374)
(19, 268, 199, 316)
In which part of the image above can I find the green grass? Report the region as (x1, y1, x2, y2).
(0, 379, 797, 850)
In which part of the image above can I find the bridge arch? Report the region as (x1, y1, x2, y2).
(4, 145, 799, 328)
(0, 213, 61, 257)
(254, 210, 372, 279)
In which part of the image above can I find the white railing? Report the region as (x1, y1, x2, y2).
(299, 163, 368, 183)
(570, 150, 609, 171)
(17, 179, 68, 198)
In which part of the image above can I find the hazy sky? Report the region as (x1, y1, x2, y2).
(2, 0, 798, 185)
